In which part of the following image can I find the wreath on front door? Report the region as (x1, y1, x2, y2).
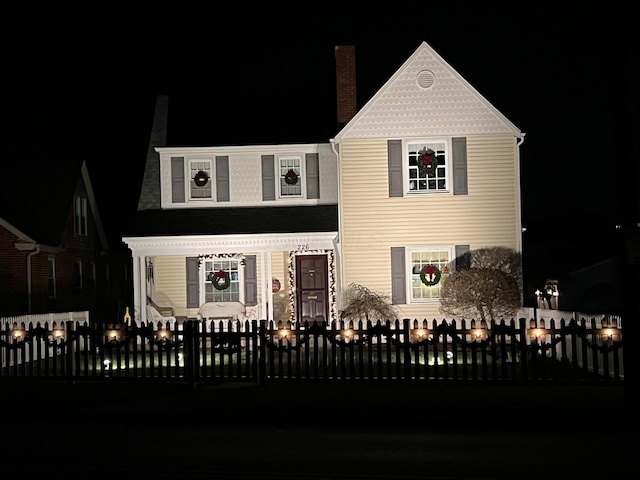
(208, 269, 231, 290)
(420, 264, 442, 287)
(194, 170, 209, 187)
(284, 169, 299, 185)
(417, 148, 438, 177)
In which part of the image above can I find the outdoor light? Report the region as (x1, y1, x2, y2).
(10, 327, 27, 342)
(340, 329, 355, 342)
(156, 329, 171, 342)
(472, 329, 486, 341)
(105, 329, 121, 342)
(278, 329, 291, 340)
(410, 329, 428, 342)
(51, 328, 65, 341)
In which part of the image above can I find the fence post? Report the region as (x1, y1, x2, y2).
(184, 320, 198, 389)
(65, 320, 75, 383)
(403, 319, 411, 380)
(519, 318, 529, 382)
(258, 320, 266, 383)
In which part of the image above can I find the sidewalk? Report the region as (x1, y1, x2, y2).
(2, 379, 636, 429)
(2, 380, 635, 480)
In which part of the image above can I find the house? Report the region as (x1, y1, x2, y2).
(123, 41, 524, 325)
(0, 159, 123, 322)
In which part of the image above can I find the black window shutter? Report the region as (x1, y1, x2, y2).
(388, 140, 403, 197)
(305, 153, 320, 199)
(186, 257, 199, 308)
(452, 137, 468, 195)
(455, 244, 471, 270)
(244, 255, 257, 306)
(171, 157, 185, 203)
(216, 156, 230, 202)
(261, 155, 275, 201)
(390, 247, 406, 304)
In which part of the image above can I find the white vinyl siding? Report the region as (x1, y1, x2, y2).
(159, 145, 338, 209)
(339, 135, 520, 319)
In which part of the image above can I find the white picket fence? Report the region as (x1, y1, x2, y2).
(0, 311, 90, 368)
(518, 307, 623, 379)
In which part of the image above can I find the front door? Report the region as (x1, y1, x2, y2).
(296, 255, 328, 326)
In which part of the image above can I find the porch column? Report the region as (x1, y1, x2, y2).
(133, 255, 146, 325)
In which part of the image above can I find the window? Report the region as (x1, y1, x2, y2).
(189, 159, 213, 199)
(203, 258, 242, 303)
(75, 259, 83, 289)
(279, 155, 302, 198)
(89, 262, 96, 296)
(409, 247, 453, 301)
(48, 256, 56, 298)
(408, 141, 448, 192)
(74, 196, 88, 235)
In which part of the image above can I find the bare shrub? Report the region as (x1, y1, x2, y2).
(339, 283, 398, 323)
(440, 247, 522, 321)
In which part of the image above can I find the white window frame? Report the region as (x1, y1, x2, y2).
(277, 155, 304, 199)
(406, 246, 454, 302)
(74, 196, 88, 236)
(406, 139, 449, 194)
(201, 258, 244, 304)
(188, 157, 214, 201)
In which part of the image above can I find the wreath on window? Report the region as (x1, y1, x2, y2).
(420, 264, 442, 287)
(208, 269, 231, 290)
(284, 169, 299, 185)
(194, 170, 209, 187)
(417, 148, 438, 177)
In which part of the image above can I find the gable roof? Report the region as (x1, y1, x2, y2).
(0, 159, 108, 250)
(334, 41, 523, 142)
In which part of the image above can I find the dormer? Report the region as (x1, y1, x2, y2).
(156, 144, 338, 209)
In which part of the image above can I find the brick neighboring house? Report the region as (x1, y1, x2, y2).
(0, 159, 127, 322)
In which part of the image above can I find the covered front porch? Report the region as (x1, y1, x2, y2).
(124, 232, 341, 325)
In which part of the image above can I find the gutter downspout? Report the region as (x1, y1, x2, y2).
(26, 245, 40, 314)
(330, 138, 344, 316)
(516, 133, 526, 252)
(515, 133, 526, 307)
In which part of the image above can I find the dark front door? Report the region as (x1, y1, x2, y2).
(296, 255, 328, 326)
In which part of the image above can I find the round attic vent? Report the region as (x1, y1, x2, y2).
(417, 70, 435, 89)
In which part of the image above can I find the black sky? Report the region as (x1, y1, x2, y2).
(5, 3, 638, 272)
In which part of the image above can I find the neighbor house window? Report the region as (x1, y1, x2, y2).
(189, 159, 213, 199)
(48, 255, 56, 298)
(74, 196, 88, 236)
(279, 155, 302, 197)
(408, 141, 448, 192)
(409, 246, 453, 300)
(89, 262, 96, 296)
(203, 259, 241, 303)
(75, 259, 83, 289)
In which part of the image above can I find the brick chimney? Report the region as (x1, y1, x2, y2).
(335, 45, 357, 128)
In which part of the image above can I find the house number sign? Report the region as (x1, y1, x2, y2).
(297, 244, 310, 250)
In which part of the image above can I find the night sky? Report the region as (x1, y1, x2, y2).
(5, 3, 638, 282)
